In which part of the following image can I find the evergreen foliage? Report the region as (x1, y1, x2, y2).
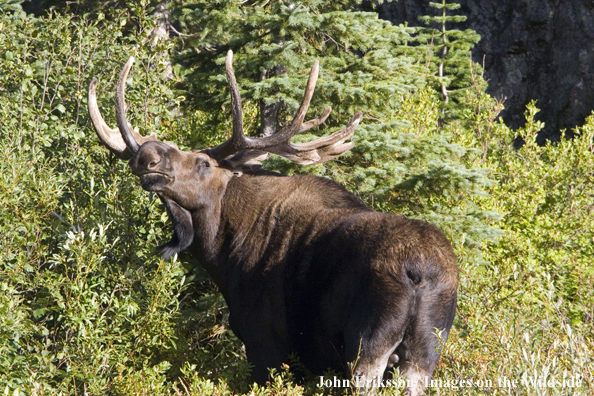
(416, 0, 481, 118)
(171, 0, 425, 140)
(20, 0, 139, 16)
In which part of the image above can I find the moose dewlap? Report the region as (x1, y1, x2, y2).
(88, 50, 458, 396)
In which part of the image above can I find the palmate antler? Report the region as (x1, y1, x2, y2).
(88, 51, 362, 165)
(210, 51, 363, 165)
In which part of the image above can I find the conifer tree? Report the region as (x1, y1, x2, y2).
(169, 0, 498, 249)
(171, 1, 427, 138)
(416, 0, 481, 117)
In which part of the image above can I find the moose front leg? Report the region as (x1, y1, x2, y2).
(244, 340, 288, 385)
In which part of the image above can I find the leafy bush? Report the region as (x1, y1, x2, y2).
(437, 103, 594, 396)
(0, 5, 203, 394)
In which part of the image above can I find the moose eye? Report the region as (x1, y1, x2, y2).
(197, 159, 210, 168)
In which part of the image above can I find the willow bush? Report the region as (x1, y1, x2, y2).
(0, 5, 195, 394)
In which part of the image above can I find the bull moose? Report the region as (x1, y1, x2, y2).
(87, 51, 458, 395)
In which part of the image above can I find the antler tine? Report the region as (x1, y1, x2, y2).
(268, 111, 363, 165)
(88, 72, 158, 160)
(225, 50, 248, 150)
(115, 57, 141, 153)
(88, 77, 131, 159)
(262, 61, 331, 142)
(208, 51, 251, 160)
(287, 60, 319, 131)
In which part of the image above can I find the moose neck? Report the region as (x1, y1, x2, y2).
(185, 191, 226, 287)
(187, 172, 288, 291)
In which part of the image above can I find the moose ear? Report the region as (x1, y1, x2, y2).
(158, 197, 194, 260)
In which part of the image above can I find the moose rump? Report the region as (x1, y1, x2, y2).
(291, 213, 457, 386)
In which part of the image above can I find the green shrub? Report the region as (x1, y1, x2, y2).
(0, 5, 195, 394)
(433, 101, 594, 395)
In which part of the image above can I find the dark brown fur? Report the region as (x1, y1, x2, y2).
(128, 141, 458, 394)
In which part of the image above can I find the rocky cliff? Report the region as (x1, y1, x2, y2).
(378, 0, 594, 141)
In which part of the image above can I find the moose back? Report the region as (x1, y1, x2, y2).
(88, 51, 458, 396)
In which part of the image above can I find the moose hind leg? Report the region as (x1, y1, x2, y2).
(244, 340, 288, 385)
(350, 338, 403, 392)
(396, 285, 457, 396)
(346, 294, 413, 392)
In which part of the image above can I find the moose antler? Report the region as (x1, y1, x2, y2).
(88, 58, 158, 159)
(210, 50, 362, 165)
(89, 53, 361, 164)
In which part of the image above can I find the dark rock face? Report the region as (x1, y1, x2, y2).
(378, 0, 594, 141)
